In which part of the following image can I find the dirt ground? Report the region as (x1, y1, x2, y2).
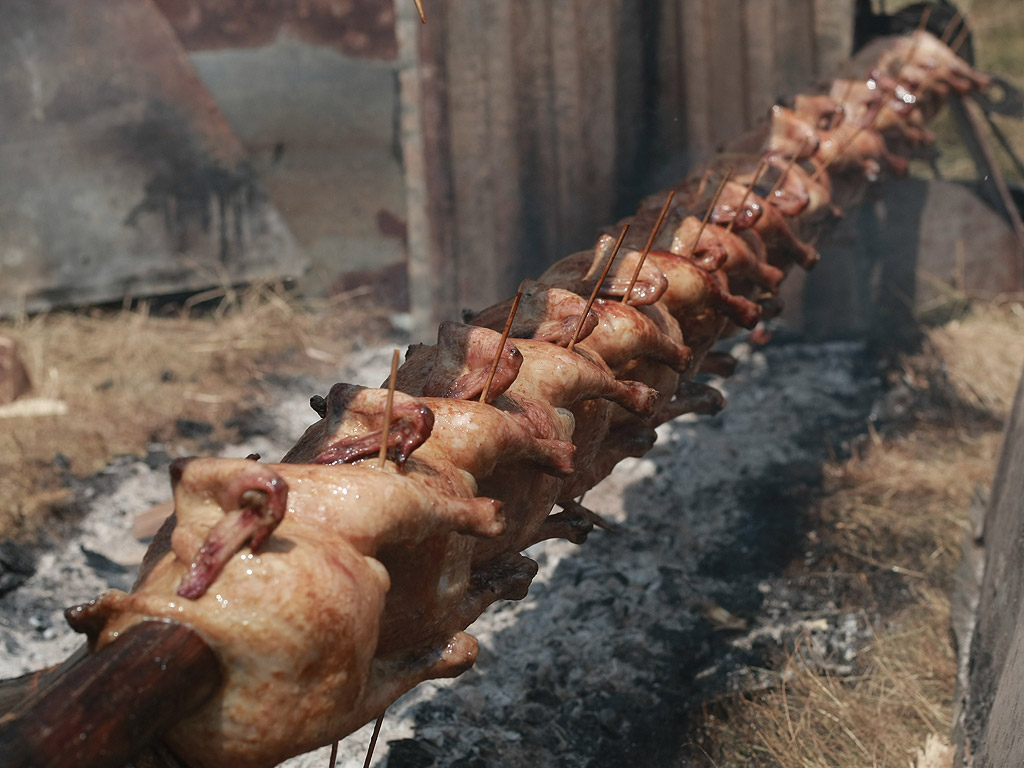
(1, 294, 1021, 768)
(2, 2, 1023, 763)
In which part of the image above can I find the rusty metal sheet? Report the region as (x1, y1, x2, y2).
(0, 0, 305, 315)
(152, 0, 398, 59)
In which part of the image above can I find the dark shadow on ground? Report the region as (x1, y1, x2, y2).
(387, 339, 885, 768)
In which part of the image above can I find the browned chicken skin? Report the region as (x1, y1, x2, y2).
(59, 28, 988, 768)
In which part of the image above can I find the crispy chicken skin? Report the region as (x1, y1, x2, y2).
(58, 28, 987, 768)
(70, 459, 503, 768)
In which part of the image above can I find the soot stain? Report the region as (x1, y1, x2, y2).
(116, 102, 265, 265)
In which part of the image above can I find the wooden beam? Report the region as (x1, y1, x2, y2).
(0, 621, 221, 768)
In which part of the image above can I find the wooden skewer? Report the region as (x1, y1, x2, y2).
(766, 138, 810, 199)
(808, 133, 850, 184)
(916, 5, 933, 35)
(911, 13, 972, 102)
(684, 168, 732, 261)
(911, 6, 932, 50)
(568, 225, 629, 352)
(413, 0, 426, 24)
(809, 102, 882, 186)
(695, 169, 712, 200)
(622, 190, 675, 305)
(329, 740, 339, 767)
(362, 710, 386, 768)
(725, 159, 767, 234)
(940, 9, 964, 46)
(378, 350, 401, 468)
(830, 79, 858, 130)
(951, 16, 973, 57)
(480, 281, 526, 402)
(888, 6, 933, 94)
(904, 4, 932, 65)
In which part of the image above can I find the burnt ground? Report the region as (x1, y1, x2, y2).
(0, 334, 893, 767)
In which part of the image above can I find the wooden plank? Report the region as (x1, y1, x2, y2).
(397, 0, 458, 337)
(813, 0, 854, 77)
(612, 0, 650, 209)
(653, 0, 686, 164)
(577, 0, 619, 223)
(957, 367, 1024, 766)
(744, 0, 778, 124)
(481, 0, 522, 298)
(446, 2, 500, 307)
(707, 0, 748, 141)
(775, 0, 818, 94)
(511, 0, 560, 278)
(552, 0, 585, 253)
(681, 0, 712, 158)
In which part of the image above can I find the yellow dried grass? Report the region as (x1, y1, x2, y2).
(701, 303, 1015, 768)
(0, 284, 383, 541)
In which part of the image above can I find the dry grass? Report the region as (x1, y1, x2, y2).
(925, 302, 1024, 418)
(706, 428, 999, 768)
(0, 284, 385, 542)
(698, 303, 1021, 768)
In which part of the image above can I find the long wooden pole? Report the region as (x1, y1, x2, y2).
(0, 620, 221, 768)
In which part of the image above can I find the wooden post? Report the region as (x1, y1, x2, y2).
(0, 621, 221, 768)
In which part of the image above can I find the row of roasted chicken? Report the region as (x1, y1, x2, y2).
(64, 30, 988, 768)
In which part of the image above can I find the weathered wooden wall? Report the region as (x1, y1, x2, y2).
(400, 0, 855, 336)
(398, 0, 654, 336)
(655, 0, 854, 170)
(954, 365, 1024, 766)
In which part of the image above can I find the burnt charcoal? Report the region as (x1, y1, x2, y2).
(175, 418, 214, 439)
(145, 446, 171, 470)
(0, 542, 37, 596)
(385, 739, 440, 768)
(81, 546, 133, 592)
(80, 546, 129, 576)
(224, 409, 275, 439)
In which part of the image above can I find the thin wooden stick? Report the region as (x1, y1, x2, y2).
(362, 711, 386, 768)
(725, 159, 767, 234)
(911, 13, 972, 101)
(916, 5, 933, 35)
(568, 225, 629, 352)
(809, 109, 879, 185)
(830, 79, 858, 129)
(766, 139, 810, 199)
(891, 6, 933, 91)
(413, 0, 426, 24)
(808, 136, 847, 184)
(695, 169, 712, 200)
(329, 740, 339, 767)
(904, 4, 932, 64)
(622, 190, 675, 305)
(684, 168, 732, 260)
(951, 16, 973, 57)
(940, 9, 964, 46)
(480, 281, 526, 402)
(378, 350, 400, 468)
